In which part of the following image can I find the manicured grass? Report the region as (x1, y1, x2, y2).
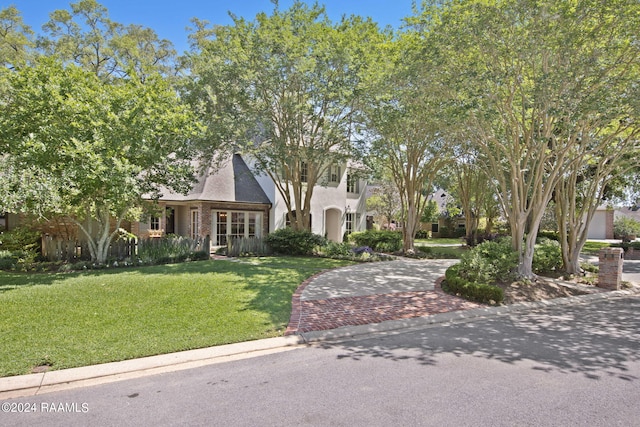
(415, 238, 466, 258)
(415, 238, 463, 245)
(581, 241, 611, 255)
(0, 257, 352, 377)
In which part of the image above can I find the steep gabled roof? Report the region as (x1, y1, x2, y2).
(158, 154, 271, 204)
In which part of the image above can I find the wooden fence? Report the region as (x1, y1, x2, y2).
(227, 237, 271, 257)
(41, 235, 210, 262)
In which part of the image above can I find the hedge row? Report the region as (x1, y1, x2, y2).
(348, 230, 402, 252)
(444, 264, 504, 305)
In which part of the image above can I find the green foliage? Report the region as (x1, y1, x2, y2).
(322, 241, 353, 257)
(581, 262, 599, 274)
(187, 1, 381, 231)
(614, 216, 640, 240)
(444, 264, 504, 304)
(265, 228, 327, 255)
(138, 236, 209, 265)
(532, 239, 563, 274)
(612, 241, 640, 251)
(0, 251, 18, 270)
(349, 230, 402, 253)
(0, 58, 199, 263)
(536, 231, 559, 242)
(421, 200, 439, 223)
(457, 239, 517, 284)
(0, 227, 41, 271)
(0, 226, 40, 252)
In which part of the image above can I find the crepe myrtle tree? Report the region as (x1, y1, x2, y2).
(363, 30, 451, 252)
(0, 58, 198, 264)
(420, 0, 640, 278)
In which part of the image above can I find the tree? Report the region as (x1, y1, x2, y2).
(0, 6, 34, 70)
(40, 0, 176, 80)
(446, 148, 499, 245)
(421, 0, 640, 278)
(0, 59, 198, 263)
(367, 179, 402, 229)
(363, 31, 450, 251)
(555, 141, 639, 275)
(186, 1, 381, 230)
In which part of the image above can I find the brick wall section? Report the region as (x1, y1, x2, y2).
(605, 209, 614, 239)
(598, 247, 624, 290)
(625, 247, 640, 260)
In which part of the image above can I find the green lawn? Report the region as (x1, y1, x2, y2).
(415, 237, 463, 245)
(581, 241, 612, 255)
(0, 257, 352, 377)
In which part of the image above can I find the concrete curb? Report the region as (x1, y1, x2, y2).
(0, 335, 304, 400)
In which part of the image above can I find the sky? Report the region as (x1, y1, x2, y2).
(5, 1, 417, 54)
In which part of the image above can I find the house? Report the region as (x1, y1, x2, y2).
(584, 205, 640, 240)
(133, 153, 367, 246)
(586, 206, 615, 239)
(426, 189, 465, 237)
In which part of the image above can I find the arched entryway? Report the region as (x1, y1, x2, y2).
(325, 208, 342, 242)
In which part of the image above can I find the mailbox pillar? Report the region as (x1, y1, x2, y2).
(598, 247, 624, 290)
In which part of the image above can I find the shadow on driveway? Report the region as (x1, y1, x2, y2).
(318, 296, 640, 381)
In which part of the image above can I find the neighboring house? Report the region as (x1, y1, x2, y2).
(585, 205, 640, 240)
(426, 189, 465, 237)
(133, 154, 367, 245)
(586, 206, 615, 240)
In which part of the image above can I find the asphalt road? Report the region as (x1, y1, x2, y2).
(3, 296, 640, 427)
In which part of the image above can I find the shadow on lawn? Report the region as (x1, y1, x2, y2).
(317, 296, 640, 381)
(0, 257, 341, 333)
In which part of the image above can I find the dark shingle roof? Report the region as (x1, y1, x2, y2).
(158, 154, 270, 205)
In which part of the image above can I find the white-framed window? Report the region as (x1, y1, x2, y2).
(150, 216, 160, 231)
(300, 162, 308, 183)
(328, 164, 341, 183)
(345, 213, 354, 235)
(213, 210, 263, 245)
(347, 173, 359, 194)
(191, 210, 200, 240)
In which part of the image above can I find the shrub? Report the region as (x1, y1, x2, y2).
(0, 250, 18, 270)
(415, 230, 429, 239)
(349, 230, 402, 253)
(265, 228, 326, 255)
(532, 239, 562, 273)
(0, 226, 41, 252)
(536, 231, 559, 242)
(457, 238, 517, 284)
(444, 265, 504, 304)
(322, 241, 353, 257)
(614, 216, 640, 240)
(0, 249, 38, 271)
(138, 235, 209, 264)
(581, 262, 598, 273)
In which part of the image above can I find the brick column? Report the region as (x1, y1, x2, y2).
(200, 204, 212, 239)
(605, 209, 614, 239)
(598, 247, 624, 290)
